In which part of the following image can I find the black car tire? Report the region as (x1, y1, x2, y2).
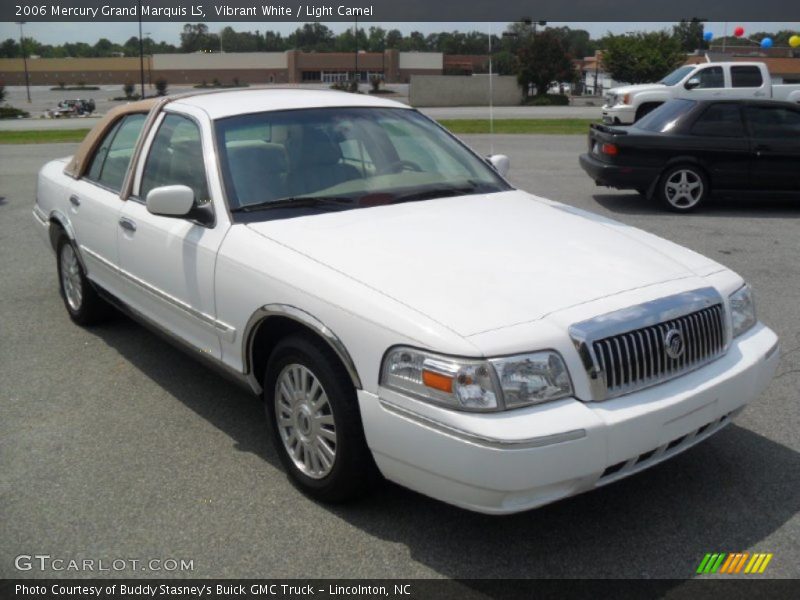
(56, 234, 112, 325)
(657, 164, 709, 212)
(264, 333, 379, 503)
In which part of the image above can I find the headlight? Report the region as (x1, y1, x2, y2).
(729, 284, 757, 338)
(380, 347, 573, 412)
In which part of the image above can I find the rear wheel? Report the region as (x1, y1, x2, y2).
(657, 165, 709, 212)
(264, 334, 378, 503)
(56, 234, 112, 325)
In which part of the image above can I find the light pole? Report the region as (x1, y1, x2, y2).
(137, 0, 145, 98)
(15, 21, 31, 103)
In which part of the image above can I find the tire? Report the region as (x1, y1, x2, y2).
(264, 334, 378, 503)
(56, 234, 112, 325)
(657, 164, 709, 212)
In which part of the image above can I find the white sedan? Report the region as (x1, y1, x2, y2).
(33, 89, 779, 514)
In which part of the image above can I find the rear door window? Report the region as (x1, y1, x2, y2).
(86, 114, 146, 191)
(731, 66, 764, 88)
(745, 105, 800, 139)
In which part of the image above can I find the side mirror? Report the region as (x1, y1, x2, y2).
(488, 154, 510, 177)
(146, 185, 195, 217)
(685, 77, 701, 90)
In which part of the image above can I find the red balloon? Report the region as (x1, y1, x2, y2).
(734, 26, 745, 37)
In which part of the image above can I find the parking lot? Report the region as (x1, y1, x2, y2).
(1, 136, 798, 581)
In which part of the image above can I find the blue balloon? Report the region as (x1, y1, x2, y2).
(761, 37, 773, 48)
(703, 31, 714, 41)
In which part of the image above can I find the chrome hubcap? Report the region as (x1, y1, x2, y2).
(60, 244, 83, 311)
(275, 364, 337, 479)
(665, 169, 703, 208)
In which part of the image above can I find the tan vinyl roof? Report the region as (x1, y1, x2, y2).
(64, 97, 161, 179)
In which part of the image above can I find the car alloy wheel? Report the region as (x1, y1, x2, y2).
(59, 243, 83, 311)
(664, 168, 705, 210)
(274, 363, 337, 479)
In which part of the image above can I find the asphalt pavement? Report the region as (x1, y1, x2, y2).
(1, 137, 798, 581)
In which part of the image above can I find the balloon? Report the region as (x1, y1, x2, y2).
(760, 37, 773, 49)
(734, 26, 745, 37)
(790, 35, 800, 48)
(703, 31, 713, 42)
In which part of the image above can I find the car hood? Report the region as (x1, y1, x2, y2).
(245, 191, 723, 337)
(609, 83, 666, 96)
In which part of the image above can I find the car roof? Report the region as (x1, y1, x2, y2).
(170, 87, 410, 119)
(692, 98, 799, 109)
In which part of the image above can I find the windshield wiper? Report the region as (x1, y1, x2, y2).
(231, 196, 355, 213)
(389, 182, 489, 205)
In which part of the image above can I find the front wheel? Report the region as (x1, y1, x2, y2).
(264, 334, 378, 503)
(657, 165, 709, 212)
(56, 234, 112, 325)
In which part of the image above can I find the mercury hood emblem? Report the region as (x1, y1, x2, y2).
(664, 328, 685, 360)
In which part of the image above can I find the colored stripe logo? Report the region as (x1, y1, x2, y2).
(697, 552, 773, 574)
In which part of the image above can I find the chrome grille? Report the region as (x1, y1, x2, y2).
(593, 305, 725, 396)
(569, 288, 729, 401)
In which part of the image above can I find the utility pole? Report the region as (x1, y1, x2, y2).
(16, 21, 31, 103)
(354, 16, 359, 84)
(137, 0, 145, 98)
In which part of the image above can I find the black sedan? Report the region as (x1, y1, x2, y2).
(579, 98, 800, 211)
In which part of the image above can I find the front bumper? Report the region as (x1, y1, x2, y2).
(579, 152, 659, 190)
(359, 323, 779, 514)
(602, 104, 635, 125)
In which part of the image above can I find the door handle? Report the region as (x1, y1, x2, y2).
(118, 217, 137, 232)
(69, 195, 80, 207)
(755, 144, 770, 157)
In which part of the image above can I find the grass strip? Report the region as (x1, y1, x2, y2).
(438, 118, 595, 135)
(0, 129, 90, 144)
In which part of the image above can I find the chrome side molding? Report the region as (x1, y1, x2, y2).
(242, 304, 363, 393)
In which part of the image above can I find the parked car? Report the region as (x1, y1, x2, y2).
(581, 98, 800, 211)
(34, 90, 778, 514)
(602, 62, 800, 124)
(47, 98, 96, 118)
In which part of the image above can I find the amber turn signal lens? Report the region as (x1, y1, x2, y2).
(422, 370, 454, 393)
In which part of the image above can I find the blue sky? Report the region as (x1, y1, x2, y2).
(1, 21, 798, 46)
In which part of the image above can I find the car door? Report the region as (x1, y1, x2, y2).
(685, 103, 751, 190)
(728, 66, 770, 100)
(684, 66, 726, 101)
(69, 113, 147, 295)
(744, 104, 800, 191)
(117, 110, 232, 358)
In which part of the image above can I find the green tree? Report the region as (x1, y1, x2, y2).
(385, 29, 403, 49)
(287, 23, 335, 52)
(601, 31, 684, 84)
(516, 30, 575, 96)
(0, 38, 19, 58)
(673, 19, 707, 52)
(180, 23, 218, 53)
(94, 38, 116, 57)
(367, 27, 387, 52)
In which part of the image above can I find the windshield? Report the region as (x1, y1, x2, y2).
(214, 107, 510, 218)
(634, 99, 697, 133)
(659, 66, 696, 86)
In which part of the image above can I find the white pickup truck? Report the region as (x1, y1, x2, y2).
(603, 62, 800, 124)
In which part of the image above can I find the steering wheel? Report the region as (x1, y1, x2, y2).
(386, 159, 423, 173)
